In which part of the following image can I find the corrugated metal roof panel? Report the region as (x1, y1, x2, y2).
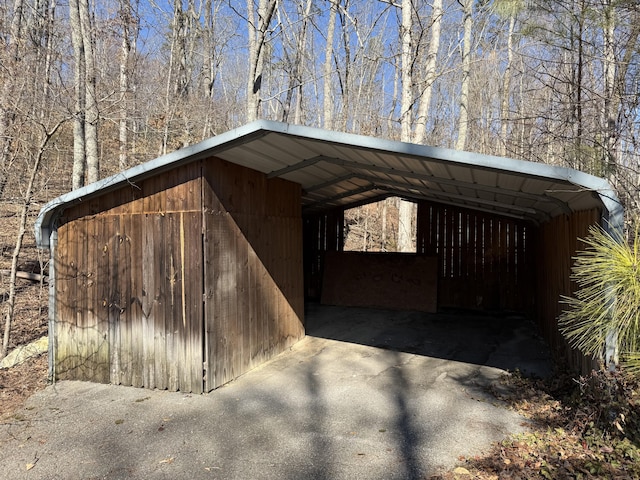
(35, 120, 623, 247)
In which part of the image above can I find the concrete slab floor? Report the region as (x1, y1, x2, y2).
(305, 303, 553, 379)
(0, 305, 552, 480)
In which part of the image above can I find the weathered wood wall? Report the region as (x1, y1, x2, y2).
(202, 158, 304, 390)
(416, 201, 536, 312)
(302, 209, 344, 300)
(321, 251, 438, 312)
(536, 209, 600, 372)
(54, 163, 205, 393)
(54, 157, 305, 393)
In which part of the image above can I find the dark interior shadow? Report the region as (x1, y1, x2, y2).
(304, 302, 553, 378)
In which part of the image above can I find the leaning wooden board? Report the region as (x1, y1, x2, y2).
(321, 251, 438, 313)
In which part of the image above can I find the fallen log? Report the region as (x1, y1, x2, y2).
(0, 270, 48, 283)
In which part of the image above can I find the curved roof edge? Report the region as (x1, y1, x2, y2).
(35, 120, 624, 247)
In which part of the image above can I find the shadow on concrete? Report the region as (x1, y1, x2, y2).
(0, 305, 551, 480)
(305, 303, 552, 378)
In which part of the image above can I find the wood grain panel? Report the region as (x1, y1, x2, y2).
(416, 201, 535, 312)
(203, 156, 304, 391)
(321, 251, 438, 313)
(536, 209, 600, 372)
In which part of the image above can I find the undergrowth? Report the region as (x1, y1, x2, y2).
(432, 368, 640, 479)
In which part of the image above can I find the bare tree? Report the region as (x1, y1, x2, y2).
(247, 0, 277, 121)
(80, 0, 99, 183)
(455, 0, 472, 151)
(118, 0, 137, 170)
(278, 0, 313, 123)
(69, 0, 99, 188)
(69, 0, 86, 189)
(0, 0, 25, 198)
(492, 0, 524, 157)
(413, 0, 443, 145)
(397, 0, 414, 253)
(1, 120, 64, 360)
(399, 0, 413, 143)
(323, 0, 339, 129)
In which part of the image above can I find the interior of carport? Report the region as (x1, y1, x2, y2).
(210, 122, 621, 373)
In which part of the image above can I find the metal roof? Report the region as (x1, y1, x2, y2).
(36, 120, 623, 247)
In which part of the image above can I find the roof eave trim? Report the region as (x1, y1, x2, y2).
(35, 120, 279, 247)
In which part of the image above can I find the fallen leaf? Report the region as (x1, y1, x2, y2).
(452, 466, 471, 476)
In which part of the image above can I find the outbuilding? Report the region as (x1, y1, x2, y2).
(36, 121, 623, 393)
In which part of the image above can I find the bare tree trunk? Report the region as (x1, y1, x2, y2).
(388, 55, 400, 138)
(247, 0, 277, 122)
(293, 0, 313, 124)
(118, 0, 134, 170)
(413, 0, 443, 145)
(398, 0, 415, 253)
(362, 211, 368, 252)
(398, 199, 413, 252)
(455, 0, 472, 151)
(40, 0, 57, 122)
(337, 7, 350, 131)
(381, 198, 388, 252)
(0, 0, 24, 197)
(203, 0, 221, 100)
(69, 0, 86, 189)
(279, 0, 312, 124)
(79, 0, 99, 183)
(602, 0, 616, 181)
(323, 0, 338, 129)
(400, 0, 413, 143)
(499, 12, 515, 157)
(161, 0, 184, 154)
(1, 121, 64, 360)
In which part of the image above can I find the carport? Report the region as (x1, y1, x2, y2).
(36, 120, 623, 393)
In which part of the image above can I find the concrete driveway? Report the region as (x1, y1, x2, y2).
(0, 305, 551, 479)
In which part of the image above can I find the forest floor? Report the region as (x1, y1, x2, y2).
(0, 236, 49, 422)
(1, 210, 640, 478)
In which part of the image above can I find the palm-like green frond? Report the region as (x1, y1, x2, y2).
(558, 224, 640, 372)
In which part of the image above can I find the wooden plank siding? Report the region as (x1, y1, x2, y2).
(53, 163, 205, 393)
(302, 209, 345, 300)
(536, 209, 601, 373)
(202, 157, 304, 391)
(416, 201, 536, 312)
(321, 251, 438, 312)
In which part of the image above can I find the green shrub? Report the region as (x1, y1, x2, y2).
(559, 224, 640, 374)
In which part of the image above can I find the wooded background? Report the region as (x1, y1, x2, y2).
(1, 0, 638, 211)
